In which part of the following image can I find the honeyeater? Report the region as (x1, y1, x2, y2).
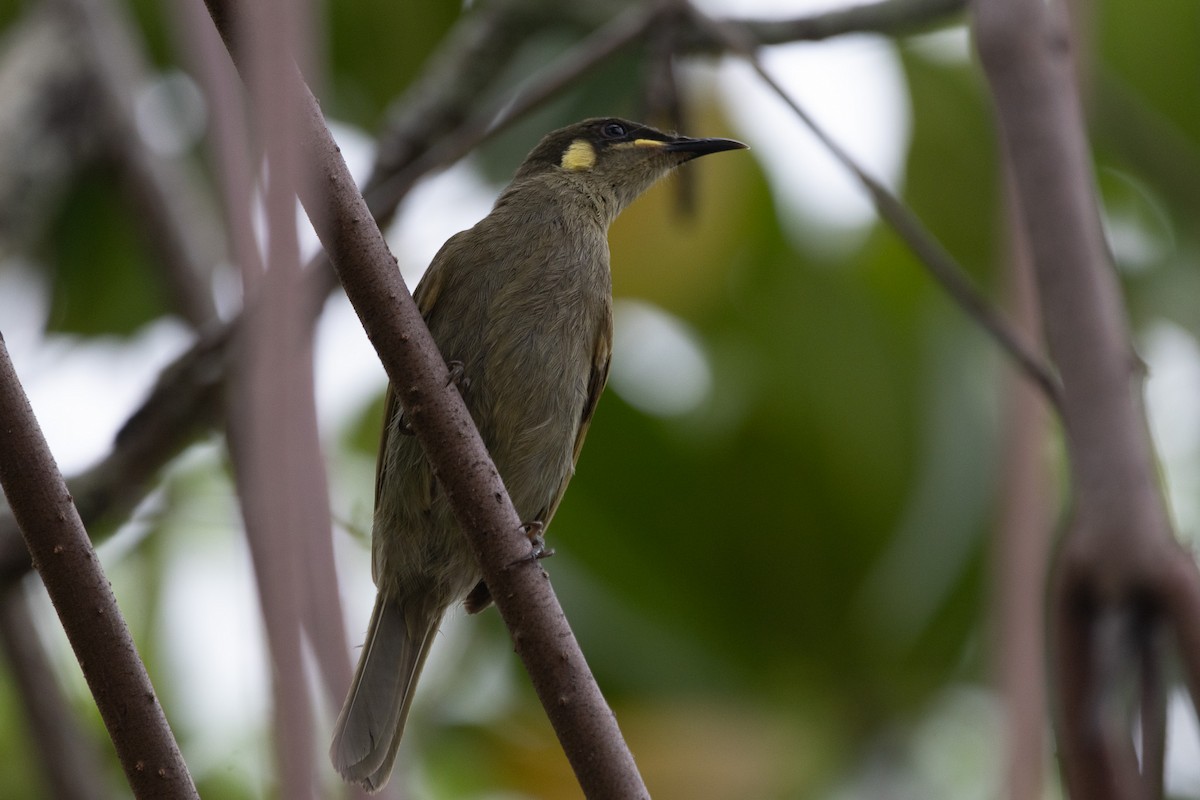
(330, 117, 746, 791)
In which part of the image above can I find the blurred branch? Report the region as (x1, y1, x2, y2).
(208, 0, 327, 792)
(366, 0, 550, 187)
(49, 0, 220, 327)
(0, 586, 106, 800)
(0, 335, 198, 798)
(992, 168, 1052, 800)
(202, 0, 652, 794)
(691, 6, 1065, 412)
(973, 0, 1200, 797)
(0, 7, 99, 253)
(680, 0, 965, 50)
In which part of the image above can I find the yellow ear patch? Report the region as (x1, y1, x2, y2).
(561, 139, 596, 171)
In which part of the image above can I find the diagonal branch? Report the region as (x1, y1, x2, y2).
(0, 334, 198, 799)
(201, 0, 651, 795)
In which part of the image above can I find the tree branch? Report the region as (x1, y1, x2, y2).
(992, 168, 1052, 800)
(0, 334, 198, 799)
(973, 0, 1200, 796)
(201, 1, 651, 795)
(680, 0, 965, 50)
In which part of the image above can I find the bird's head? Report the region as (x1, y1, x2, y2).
(511, 117, 747, 216)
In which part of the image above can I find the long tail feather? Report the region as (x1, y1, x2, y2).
(330, 593, 440, 793)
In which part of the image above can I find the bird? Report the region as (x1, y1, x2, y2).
(330, 117, 746, 792)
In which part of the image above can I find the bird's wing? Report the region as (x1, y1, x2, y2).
(373, 260, 450, 508)
(543, 313, 612, 525)
(373, 383, 401, 507)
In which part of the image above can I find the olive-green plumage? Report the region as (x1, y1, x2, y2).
(330, 117, 745, 792)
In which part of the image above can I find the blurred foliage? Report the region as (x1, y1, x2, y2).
(2, 0, 1199, 798)
(44, 160, 170, 335)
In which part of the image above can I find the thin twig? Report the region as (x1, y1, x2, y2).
(692, 6, 1064, 412)
(0, 334, 198, 799)
(680, 0, 966, 51)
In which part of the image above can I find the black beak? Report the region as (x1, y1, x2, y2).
(664, 136, 748, 157)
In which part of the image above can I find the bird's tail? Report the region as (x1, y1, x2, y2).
(330, 592, 439, 793)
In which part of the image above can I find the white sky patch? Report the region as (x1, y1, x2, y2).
(1167, 689, 1200, 796)
(716, 37, 911, 255)
(135, 70, 208, 157)
(314, 292, 389, 429)
(1142, 321, 1200, 541)
(692, 0, 911, 255)
(907, 25, 973, 65)
(610, 299, 713, 417)
(157, 480, 271, 782)
(0, 262, 193, 475)
(385, 159, 499, 288)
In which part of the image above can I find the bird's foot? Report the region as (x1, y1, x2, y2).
(396, 412, 415, 436)
(446, 360, 470, 390)
(506, 521, 554, 569)
(524, 521, 554, 559)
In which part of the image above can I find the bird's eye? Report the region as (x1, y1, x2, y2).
(601, 122, 626, 139)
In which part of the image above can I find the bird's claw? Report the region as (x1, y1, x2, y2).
(446, 360, 469, 389)
(506, 521, 554, 569)
(525, 521, 552, 558)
